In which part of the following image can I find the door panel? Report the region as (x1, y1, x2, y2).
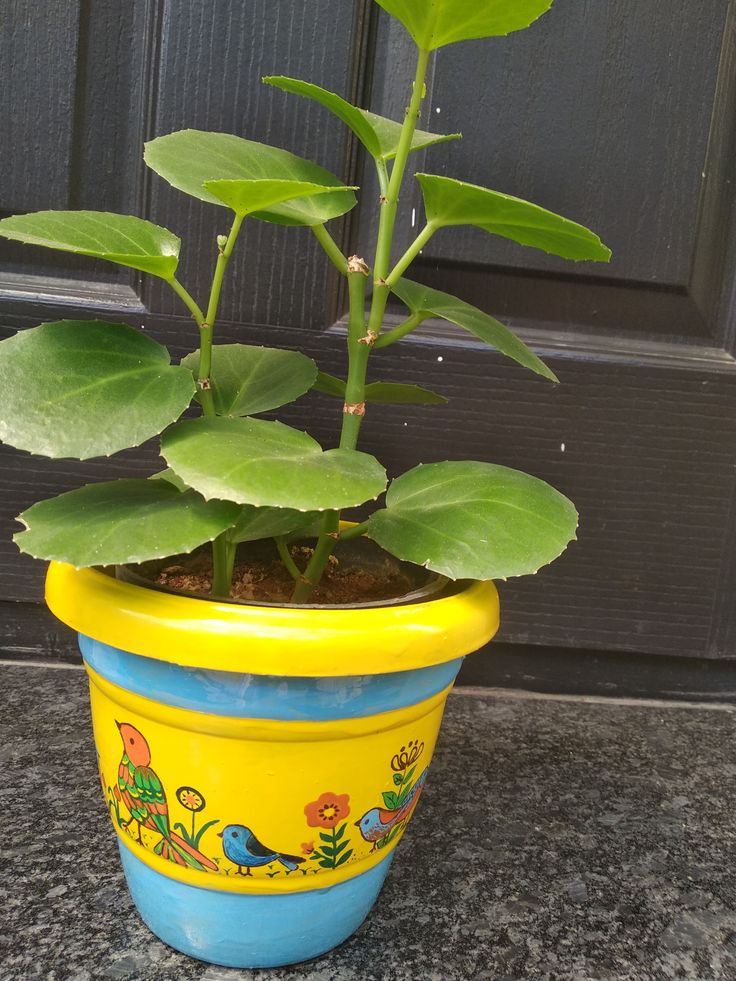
(1, 0, 735, 663)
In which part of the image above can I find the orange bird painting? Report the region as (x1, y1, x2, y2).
(116, 721, 218, 872)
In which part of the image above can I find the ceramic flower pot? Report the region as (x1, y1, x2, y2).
(45, 561, 499, 969)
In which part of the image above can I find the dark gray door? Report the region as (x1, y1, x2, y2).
(2, 0, 736, 666)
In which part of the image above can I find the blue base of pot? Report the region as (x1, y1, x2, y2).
(119, 842, 394, 969)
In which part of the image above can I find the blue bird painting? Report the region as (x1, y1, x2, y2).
(218, 824, 306, 876)
(355, 767, 428, 844)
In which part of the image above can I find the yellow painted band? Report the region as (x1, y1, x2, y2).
(115, 824, 396, 895)
(87, 664, 454, 742)
(47, 563, 499, 676)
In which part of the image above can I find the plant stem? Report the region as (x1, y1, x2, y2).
(196, 215, 244, 596)
(289, 47, 431, 604)
(339, 520, 370, 541)
(366, 46, 431, 343)
(275, 536, 303, 582)
(311, 224, 348, 274)
(211, 535, 235, 596)
(385, 222, 436, 286)
(199, 214, 245, 412)
(290, 267, 368, 603)
(167, 276, 206, 325)
(373, 312, 424, 349)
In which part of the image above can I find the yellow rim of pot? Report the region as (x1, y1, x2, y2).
(46, 562, 499, 677)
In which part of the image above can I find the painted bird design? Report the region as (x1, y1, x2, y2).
(355, 767, 428, 845)
(219, 824, 306, 876)
(116, 721, 218, 872)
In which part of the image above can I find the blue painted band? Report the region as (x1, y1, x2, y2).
(79, 634, 463, 721)
(119, 840, 393, 968)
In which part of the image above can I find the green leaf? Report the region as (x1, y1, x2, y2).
(15, 479, 241, 567)
(382, 791, 400, 809)
(318, 858, 335, 869)
(333, 839, 350, 856)
(335, 848, 354, 867)
(181, 344, 317, 416)
(0, 211, 180, 278)
(263, 76, 460, 162)
(391, 278, 557, 382)
(374, 0, 554, 49)
(319, 832, 334, 844)
(202, 178, 357, 217)
(334, 822, 347, 841)
(312, 371, 347, 398)
(0, 320, 195, 460)
(393, 773, 403, 786)
(161, 417, 387, 511)
(366, 461, 578, 580)
(365, 382, 447, 405)
(313, 372, 447, 404)
(416, 174, 611, 262)
(150, 469, 189, 492)
(226, 505, 321, 545)
(144, 130, 357, 227)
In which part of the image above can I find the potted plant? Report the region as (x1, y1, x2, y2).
(0, 0, 610, 969)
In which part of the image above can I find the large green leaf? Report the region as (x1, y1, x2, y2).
(374, 0, 554, 49)
(15, 479, 240, 567)
(151, 469, 321, 542)
(181, 344, 317, 416)
(416, 174, 612, 262)
(313, 371, 447, 404)
(202, 179, 356, 216)
(0, 211, 180, 278)
(161, 417, 387, 511)
(263, 77, 460, 162)
(226, 505, 321, 545)
(0, 320, 195, 460)
(144, 130, 357, 226)
(365, 461, 577, 580)
(390, 278, 557, 381)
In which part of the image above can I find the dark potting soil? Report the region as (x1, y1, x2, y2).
(155, 546, 416, 605)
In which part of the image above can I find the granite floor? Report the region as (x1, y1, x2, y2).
(2, 661, 736, 980)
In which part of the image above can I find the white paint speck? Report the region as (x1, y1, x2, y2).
(435, 107, 441, 114)
(411, 207, 416, 228)
(560, 442, 566, 452)
(437, 356, 444, 363)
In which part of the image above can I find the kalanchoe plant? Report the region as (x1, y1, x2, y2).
(0, 0, 610, 603)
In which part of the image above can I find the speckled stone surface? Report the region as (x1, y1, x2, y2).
(3, 662, 736, 980)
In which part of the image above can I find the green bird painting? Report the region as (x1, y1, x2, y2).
(116, 721, 218, 872)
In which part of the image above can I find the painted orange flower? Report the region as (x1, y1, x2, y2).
(176, 786, 205, 812)
(304, 792, 351, 828)
(301, 841, 315, 855)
